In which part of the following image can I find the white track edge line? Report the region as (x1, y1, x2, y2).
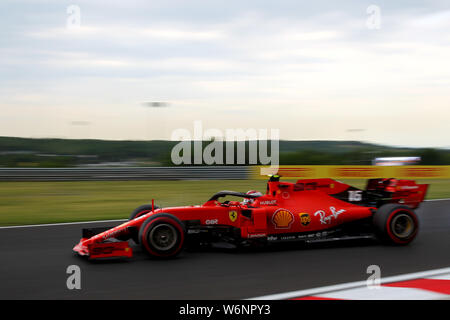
(247, 267, 450, 300)
(0, 219, 127, 229)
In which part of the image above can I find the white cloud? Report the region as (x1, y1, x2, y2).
(0, 2, 449, 147)
(26, 24, 225, 41)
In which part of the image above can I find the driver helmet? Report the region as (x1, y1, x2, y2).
(242, 190, 262, 206)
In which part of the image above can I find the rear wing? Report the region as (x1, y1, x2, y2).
(366, 178, 428, 209)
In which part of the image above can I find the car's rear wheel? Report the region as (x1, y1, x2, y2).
(139, 213, 185, 258)
(373, 204, 419, 245)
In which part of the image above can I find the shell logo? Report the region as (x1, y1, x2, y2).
(272, 209, 294, 229)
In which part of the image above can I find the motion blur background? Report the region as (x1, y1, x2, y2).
(0, 1, 449, 225)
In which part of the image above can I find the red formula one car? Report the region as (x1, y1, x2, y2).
(73, 176, 428, 260)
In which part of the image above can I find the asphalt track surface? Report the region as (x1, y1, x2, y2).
(1, 200, 449, 299)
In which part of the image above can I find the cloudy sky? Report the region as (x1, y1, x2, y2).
(0, 0, 449, 147)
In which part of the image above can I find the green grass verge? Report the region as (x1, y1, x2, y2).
(0, 179, 448, 226)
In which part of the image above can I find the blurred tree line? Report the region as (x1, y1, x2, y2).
(279, 148, 450, 165)
(0, 137, 448, 167)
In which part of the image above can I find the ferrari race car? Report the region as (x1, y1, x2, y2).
(73, 176, 428, 260)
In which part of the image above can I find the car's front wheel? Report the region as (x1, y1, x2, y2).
(373, 204, 419, 245)
(129, 204, 159, 220)
(139, 213, 185, 258)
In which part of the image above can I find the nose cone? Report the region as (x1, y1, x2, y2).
(73, 238, 89, 256)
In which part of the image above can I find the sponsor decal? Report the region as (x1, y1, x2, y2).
(399, 167, 443, 178)
(102, 227, 124, 240)
(299, 213, 311, 226)
(229, 210, 238, 222)
(205, 219, 218, 225)
(397, 185, 419, 190)
(247, 233, 267, 239)
(272, 209, 294, 229)
(91, 246, 115, 255)
(277, 167, 314, 178)
(260, 200, 277, 206)
(267, 231, 330, 242)
(280, 235, 296, 240)
(334, 167, 378, 177)
(314, 206, 346, 225)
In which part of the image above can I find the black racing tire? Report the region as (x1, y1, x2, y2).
(373, 204, 419, 245)
(128, 204, 159, 244)
(139, 213, 185, 259)
(129, 204, 159, 220)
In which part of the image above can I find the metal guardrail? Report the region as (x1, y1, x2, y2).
(0, 167, 251, 181)
(2, 165, 447, 182)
